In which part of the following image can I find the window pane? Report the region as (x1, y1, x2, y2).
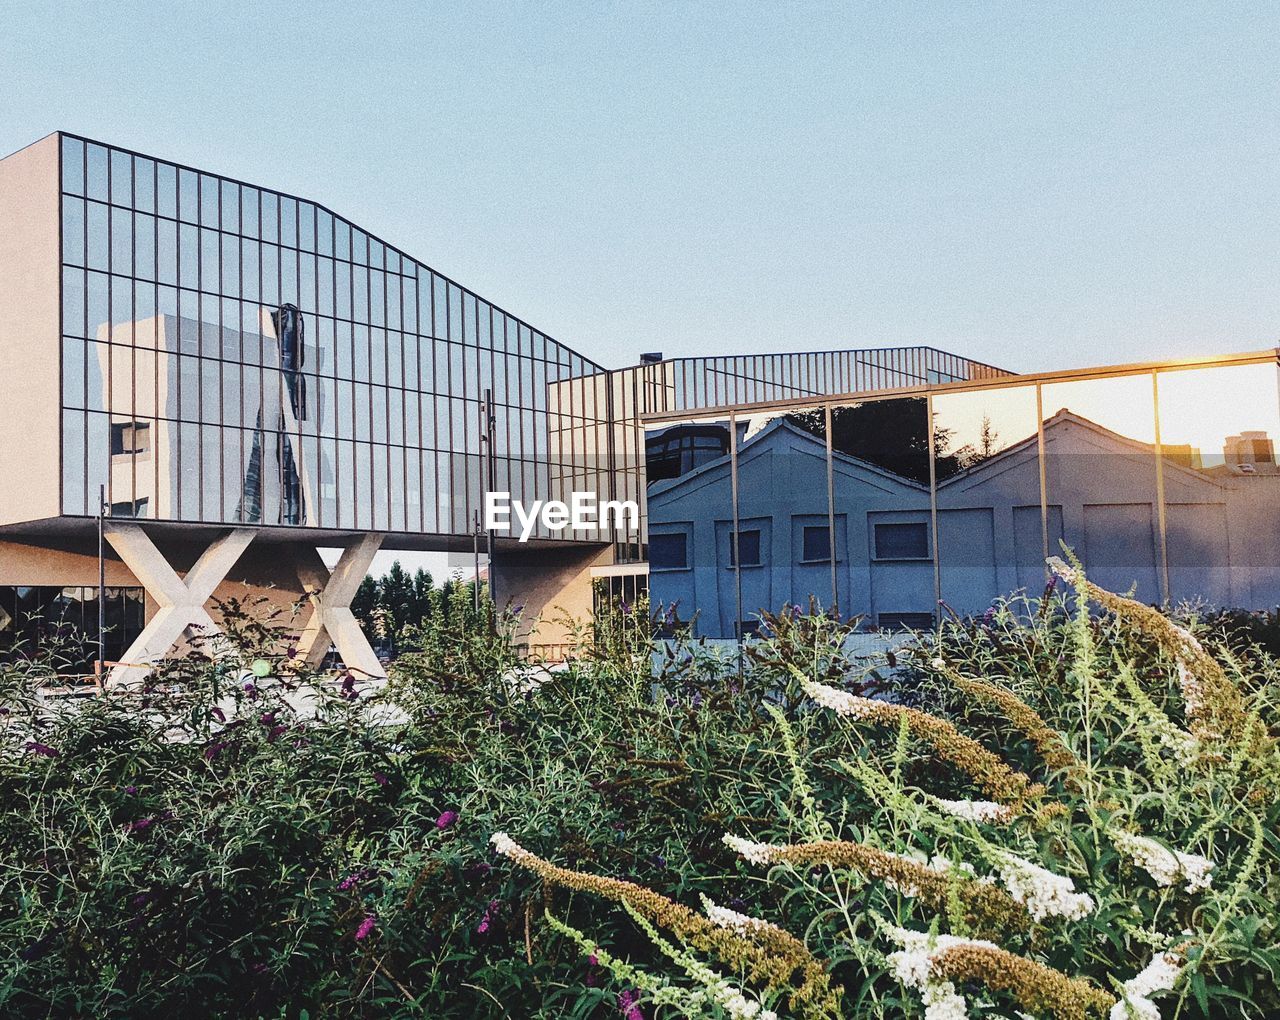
(802, 525, 831, 563)
(1041, 373, 1160, 601)
(933, 383, 1043, 614)
(648, 532, 687, 570)
(62, 136, 85, 195)
(728, 528, 761, 566)
(831, 397, 932, 625)
(1156, 362, 1280, 607)
(874, 522, 929, 559)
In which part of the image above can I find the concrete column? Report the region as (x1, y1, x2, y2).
(490, 542, 614, 652)
(104, 525, 256, 688)
(294, 533, 384, 678)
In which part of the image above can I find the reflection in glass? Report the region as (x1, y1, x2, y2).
(735, 405, 835, 626)
(1156, 363, 1280, 607)
(830, 398, 933, 629)
(1041, 374, 1160, 601)
(644, 417, 734, 636)
(933, 384, 1043, 613)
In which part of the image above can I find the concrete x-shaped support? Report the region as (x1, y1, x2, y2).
(294, 533, 385, 679)
(105, 525, 256, 689)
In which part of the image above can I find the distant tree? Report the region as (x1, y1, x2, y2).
(411, 568, 434, 625)
(978, 414, 999, 460)
(379, 561, 416, 632)
(351, 575, 380, 635)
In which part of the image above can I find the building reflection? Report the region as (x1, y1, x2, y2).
(646, 362, 1280, 638)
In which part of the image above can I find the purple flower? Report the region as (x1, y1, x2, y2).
(267, 724, 288, 742)
(354, 914, 376, 941)
(124, 785, 138, 795)
(435, 810, 458, 830)
(340, 673, 359, 700)
(25, 741, 58, 758)
(476, 898, 500, 934)
(259, 710, 277, 727)
(210, 706, 226, 723)
(338, 871, 363, 891)
(617, 990, 645, 1020)
(243, 681, 258, 701)
(374, 771, 389, 787)
(203, 740, 230, 761)
(123, 817, 154, 835)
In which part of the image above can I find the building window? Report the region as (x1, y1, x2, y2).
(738, 619, 761, 637)
(0, 585, 146, 675)
(878, 612, 934, 631)
(645, 424, 730, 482)
(728, 529, 761, 567)
(109, 497, 149, 519)
(110, 421, 151, 456)
(649, 533, 688, 571)
(874, 521, 929, 560)
(802, 525, 831, 563)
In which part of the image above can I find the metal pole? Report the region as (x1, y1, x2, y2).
(97, 484, 106, 687)
(483, 388, 497, 617)
(472, 511, 481, 615)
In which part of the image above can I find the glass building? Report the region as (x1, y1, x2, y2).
(644, 352, 1280, 637)
(4, 130, 1270, 676)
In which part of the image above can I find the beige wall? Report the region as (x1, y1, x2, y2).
(0, 134, 62, 526)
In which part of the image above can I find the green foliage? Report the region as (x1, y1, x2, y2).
(1, 573, 1278, 1018)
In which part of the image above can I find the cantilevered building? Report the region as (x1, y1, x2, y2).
(0, 131, 1008, 682)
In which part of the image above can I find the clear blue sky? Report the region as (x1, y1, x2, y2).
(5, 2, 1279, 375)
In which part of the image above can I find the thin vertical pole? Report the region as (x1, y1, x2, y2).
(824, 403, 838, 615)
(472, 511, 482, 615)
(927, 393, 941, 621)
(97, 484, 106, 689)
(1036, 384, 1050, 572)
(729, 410, 743, 676)
(482, 388, 497, 616)
(1151, 371, 1171, 605)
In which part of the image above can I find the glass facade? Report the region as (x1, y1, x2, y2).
(0, 585, 145, 673)
(58, 133, 608, 539)
(645, 356, 1280, 637)
(56, 133, 1007, 549)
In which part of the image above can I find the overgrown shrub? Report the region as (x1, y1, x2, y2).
(1, 564, 1277, 1018)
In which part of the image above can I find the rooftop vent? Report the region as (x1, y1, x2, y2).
(640, 352, 664, 364)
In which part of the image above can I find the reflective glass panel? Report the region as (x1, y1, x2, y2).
(933, 383, 1044, 614)
(830, 397, 933, 629)
(1041, 373, 1161, 600)
(1156, 362, 1280, 607)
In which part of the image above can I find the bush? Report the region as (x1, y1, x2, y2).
(0, 566, 1277, 1018)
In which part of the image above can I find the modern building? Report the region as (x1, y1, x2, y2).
(1, 130, 1275, 680)
(0, 131, 1006, 681)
